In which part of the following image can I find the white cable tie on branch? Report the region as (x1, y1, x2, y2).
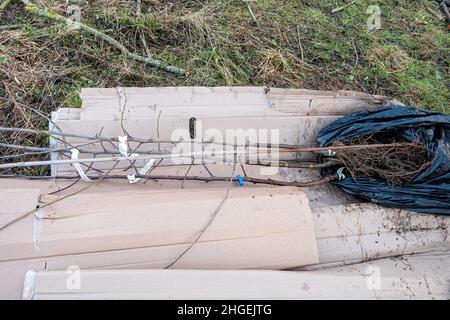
(118, 135, 129, 157)
(118, 135, 139, 159)
(127, 158, 156, 184)
(70, 148, 92, 182)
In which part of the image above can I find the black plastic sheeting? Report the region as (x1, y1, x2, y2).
(317, 105, 450, 215)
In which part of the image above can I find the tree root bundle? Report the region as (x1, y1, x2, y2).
(335, 135, 432, 186)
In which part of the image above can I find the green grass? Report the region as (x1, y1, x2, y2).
(1, 0, 449, 113)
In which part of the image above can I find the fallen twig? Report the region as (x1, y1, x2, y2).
(0, 24, 21, 30)
(332, 0, 357, 13)
(19, 0, 185, 75)
(246, 3, 259, 27)
(0, 0, 13, 19)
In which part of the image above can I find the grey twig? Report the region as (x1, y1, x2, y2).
(20, 0, 185, 75)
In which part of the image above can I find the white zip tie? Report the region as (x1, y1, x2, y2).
(70, 149, 92, 182)
(118, 135, 139, 158)
(337, 167, 346, 180)
(127, 159, 156, 184)
(118, 135, 129, 157)
(33, 208, 43, 250)
(119, 135, 141, 183)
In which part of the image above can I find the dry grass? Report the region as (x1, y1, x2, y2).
(368, 45, 412, 74)
(256, 48, 306, 86)
(0, 28, 78, 175)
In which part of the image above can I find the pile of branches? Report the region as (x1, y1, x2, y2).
(334, 135, 431, 186)
(0, 123, 433, 188)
